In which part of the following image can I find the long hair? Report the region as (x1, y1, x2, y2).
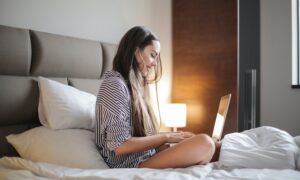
(113, 26, 162, 137)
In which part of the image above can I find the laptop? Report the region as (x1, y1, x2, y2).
(167, 94, 231, 147)
(211, 94, 231, 141)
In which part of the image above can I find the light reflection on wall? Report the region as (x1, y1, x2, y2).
(187, 103, 205, 125)
(149, 75, 172, 131)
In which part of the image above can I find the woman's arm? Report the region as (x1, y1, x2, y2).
(115, 132, 194, 155)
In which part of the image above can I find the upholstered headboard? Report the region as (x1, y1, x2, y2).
(0, 25, 117, 157)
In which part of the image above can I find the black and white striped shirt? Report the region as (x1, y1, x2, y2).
(95, 70, 156, 168)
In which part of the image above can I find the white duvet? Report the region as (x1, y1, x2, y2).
(218, 126, 300, 169)
(1, 126, 300, 180)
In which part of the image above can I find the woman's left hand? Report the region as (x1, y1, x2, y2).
(179, 131, 195, 139)
(159, 131, 195, 143)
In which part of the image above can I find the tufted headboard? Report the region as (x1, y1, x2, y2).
(0, 25, 117, 157)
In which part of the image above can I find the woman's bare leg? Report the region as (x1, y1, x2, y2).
(139, 134, 215, 169)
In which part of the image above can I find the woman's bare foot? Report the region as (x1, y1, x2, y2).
(211, 141, 222, 162)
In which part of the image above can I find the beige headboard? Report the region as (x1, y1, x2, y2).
(0, 25, 117, 157)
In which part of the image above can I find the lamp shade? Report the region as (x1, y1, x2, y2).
(162, 103, 187, 128)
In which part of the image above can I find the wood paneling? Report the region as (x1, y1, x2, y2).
(172, 0, 238, 135)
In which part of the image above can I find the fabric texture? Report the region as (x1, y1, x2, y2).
(2, 156, 300, 180)
(0, 124, 38, 157)
(95, 70, 155, 168)
(6, 126, 108, 169)
(30, 30, 103, 78)
(0, 25, 31, 76)
(0, 76, 40, 125)
(219, 126, 299, 169)
(100, 43, 117, 78)
(38, 76, 96, 130)
(68, 78, 102, 96)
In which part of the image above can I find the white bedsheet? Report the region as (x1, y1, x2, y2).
(1, 126, 300, 180)
(0, 157, 300, 180)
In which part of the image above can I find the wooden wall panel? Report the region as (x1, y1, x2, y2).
(172, 0, 238, 135)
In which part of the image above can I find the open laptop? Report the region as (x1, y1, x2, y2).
(167, 94, 231, 147)
(211, 94, 231, 142)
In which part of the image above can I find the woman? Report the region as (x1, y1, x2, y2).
(95, 26, 218, 169)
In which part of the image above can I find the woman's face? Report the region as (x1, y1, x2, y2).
(135, 40, 161, 77)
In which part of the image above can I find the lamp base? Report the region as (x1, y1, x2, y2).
(172, 127, 178, 132)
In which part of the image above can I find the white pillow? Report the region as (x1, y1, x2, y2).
(6, 126, 108, 169)
(219, 126, 299, 169)
(38, 76, 96, 130)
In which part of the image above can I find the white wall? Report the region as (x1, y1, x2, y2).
(0, 0, 172, 104)
(260, 0, 300, 136)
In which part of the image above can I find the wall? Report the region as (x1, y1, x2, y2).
(260, 0, 300, 136)
(172, 0, 237, 134)
(0, 0, 172, 105)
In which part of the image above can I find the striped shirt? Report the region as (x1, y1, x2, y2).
(95, 70, 156, 168)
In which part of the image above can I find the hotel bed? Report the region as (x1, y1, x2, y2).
(0, 25, 299, 179)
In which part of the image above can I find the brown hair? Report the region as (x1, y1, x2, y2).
(113, 26, 162, 137)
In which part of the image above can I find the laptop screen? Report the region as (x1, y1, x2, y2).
(212, 94, 231, 141)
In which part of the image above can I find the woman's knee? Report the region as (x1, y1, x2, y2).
(192, 134, 216, 162)
(194, 134, 215, 147)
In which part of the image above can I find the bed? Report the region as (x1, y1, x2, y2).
(0, 24, 299, 179)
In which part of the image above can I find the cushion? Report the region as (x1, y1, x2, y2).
(0, 76, 40, 126)
(68, 78, 102, 96)
(6, 126, 108, 169)
(30, 30, 103, 78)
(219, 126, 299, 169)
(38, 77, 96, 130)
(0, 25, 31, 75)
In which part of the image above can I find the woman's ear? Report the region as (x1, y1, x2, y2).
(134, 48, 139, 59)
(135, 47, 142, 57)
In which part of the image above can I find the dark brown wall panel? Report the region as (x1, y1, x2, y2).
(172, 0, 237, 135)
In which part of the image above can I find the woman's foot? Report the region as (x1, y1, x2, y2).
(211, 141, 222, 162)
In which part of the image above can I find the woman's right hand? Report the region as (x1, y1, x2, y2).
(164, 131, 195, 143)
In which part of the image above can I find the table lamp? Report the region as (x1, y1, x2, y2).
(162, 103, 187, 132)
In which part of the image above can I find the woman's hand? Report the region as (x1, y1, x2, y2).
(163, 131, 195, 143)
(115, 131, 195, 155)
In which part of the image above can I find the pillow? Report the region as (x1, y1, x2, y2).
(218, 126, 299, 169)
(6, 126, 108, 169)
(38, 76, 96, 130)
(294, 136, 300, 170)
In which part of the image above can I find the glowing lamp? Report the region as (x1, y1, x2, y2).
(162, 103, 187, 132)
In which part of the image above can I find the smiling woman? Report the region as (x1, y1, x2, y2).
(292, 0, 300, 88)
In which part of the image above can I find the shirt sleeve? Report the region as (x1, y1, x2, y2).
(106, 111, 131, 151)
(99, 77, 131, 151)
